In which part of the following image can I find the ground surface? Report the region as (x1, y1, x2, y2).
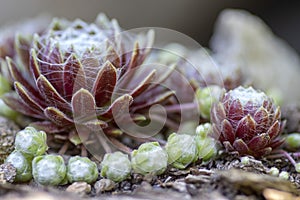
(1, 152, 300, 200)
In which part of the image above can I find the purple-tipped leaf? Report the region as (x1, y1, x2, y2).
(71, 88, 96, 123)
(233, 139, 250, 155)
(36, 75, 71, 112)
(266, 121, 280, 140)
(99, 94, 133, 119)
(130, 69, 156, 98)
(235, 114, 256, 140)
(14, 82, 44, 112)
(247, 133, 270, 151)
(91, 60, 117, 107)
(228, 99, 244, 122)
(63, 54, 85, 100)
(44, 107, 74, 127)
(221, 119, 235, 144)
(2, 93, 45, 119)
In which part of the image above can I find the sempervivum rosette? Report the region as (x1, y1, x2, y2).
(210, 86, 285, 158)
(3, 14, 175, 153)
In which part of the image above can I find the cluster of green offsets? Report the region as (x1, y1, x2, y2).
(5, 127, 47, 182)
(100, 125, 217, 182)
(3, 124, 217, 184)
(5, 127, 98, 185)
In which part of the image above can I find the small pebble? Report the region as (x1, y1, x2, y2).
(0, 162, 16, 183)
(94, 179, 115, 194)
(66, 182, 91, 195)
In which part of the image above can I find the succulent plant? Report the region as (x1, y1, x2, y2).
(32, 155, 66, 186)
(5, 150, 32, 182)
(210, 86, 284, 158)
(285, 133, 300, 150)
(195, 85, 224, 119)
(165, 133, 198, 169)
(67, 156, 98, 184)
(14, 126, 48, 158)
(131, 142, 168, 175)
(2, 14, 176, 153)
(101, 151, 131, 182)
(195, 123, 218, 161)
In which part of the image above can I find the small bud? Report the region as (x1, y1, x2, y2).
(131, 142, 168, 175)
(285, 133, 300, 149)
(295, 163, 300, 173)
(165, 133, 198, 169)
(101, 151, 131, 182)
(195, 123, 218, 161)
(67, 156, 98, 184)
(195, 86, 223, 119)
(268, 167, 279, 176)
(5, 150, 32, 182)
(240, 156, 250, 165)
(14, 127, 48, 158)
(278, 171, 289, 180)
(196, 123, 212, 139)
(32, 155, 66, 186)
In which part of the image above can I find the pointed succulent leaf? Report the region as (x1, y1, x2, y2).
(2, 93, 45, 119)
(91, 60, 117, 107)
(44, 107, 74, 127)
(232, 139, 250, 155)
(99, 94, 133, 119)
(30, 49, 41, 79)
(221, 119, 235, 144)
(254, 107, 269, 126)
(235, 114, 256, 140)
(247, 133, 270, 151)
(130, 69, 156, 98)
(6, 57, 38, 95)
(48, 43, 63, 64)
(14, 82, 44, 112)
(63, 54, 85, 100)
(128, 42, 140, 69)
(266, 121, 280, 140)
(263, 99, 272, 112)
(273, 107, 281, 123)
(105, 45, 121, 67)
(71, 88, 96, 123)
(228, 99, 243, 122)
(36, 75, 71, 112)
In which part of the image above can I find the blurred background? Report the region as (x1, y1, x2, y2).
(0, 0, 299, 52)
